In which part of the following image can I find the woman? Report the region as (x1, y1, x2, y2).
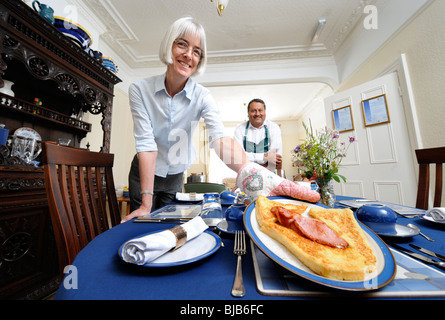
(123, 17, 319, 222)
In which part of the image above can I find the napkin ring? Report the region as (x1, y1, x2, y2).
(170, 225, 187, 251)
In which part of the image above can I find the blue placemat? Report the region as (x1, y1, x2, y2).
(251, 242, 445, 298)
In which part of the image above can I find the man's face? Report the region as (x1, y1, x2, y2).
(248, 102, 266, 128)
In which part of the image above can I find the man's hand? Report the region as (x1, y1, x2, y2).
(264, 150, 282, 166)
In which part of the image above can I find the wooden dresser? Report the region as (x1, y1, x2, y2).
(0, 0, 121, 299)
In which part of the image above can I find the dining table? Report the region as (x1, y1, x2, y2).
(54, 195, 445, 303)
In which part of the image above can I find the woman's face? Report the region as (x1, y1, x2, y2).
(170, 32, 202, 79)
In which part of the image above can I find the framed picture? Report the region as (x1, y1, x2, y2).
(332, 105, 354, 133)
(361, 94, 391, 127)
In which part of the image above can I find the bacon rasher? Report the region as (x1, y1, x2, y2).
(271, 206, 349, 249)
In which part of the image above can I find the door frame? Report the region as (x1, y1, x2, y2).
(376, 54, 422, 178)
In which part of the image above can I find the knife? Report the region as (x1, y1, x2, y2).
(391, 244, 445, 269)
(134, 217, 191, 223)
(409, 244, 445, 262)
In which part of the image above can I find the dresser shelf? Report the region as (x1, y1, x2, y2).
(0, 0, 121, 299)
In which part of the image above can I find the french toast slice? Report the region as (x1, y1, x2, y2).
(255, 196, 376, 281)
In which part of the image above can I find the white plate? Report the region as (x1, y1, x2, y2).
(244, 196, 396, 291)
(14, 127, 42, 141)
(118, 230, 221, 267)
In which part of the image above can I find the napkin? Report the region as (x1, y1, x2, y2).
(121, 217, 208, 265)
(176, 192, 204, 201)
(425, 207, 445, 223)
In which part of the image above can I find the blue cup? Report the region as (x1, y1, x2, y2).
(225, 204, 246, 230)
(0, 127, 9, 146)
(220, 190, 236, 204)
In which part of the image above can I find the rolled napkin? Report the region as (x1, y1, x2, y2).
(236, 163, 321, 203)
(425, 207, 445, 223)
(176, 192, 204, 201)
(121, 217, 208, 265)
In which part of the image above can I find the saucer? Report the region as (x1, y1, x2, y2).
(216, 219, 244, 234)
(375, 224, 419, 238)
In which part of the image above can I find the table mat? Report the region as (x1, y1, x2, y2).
(251, 242, 445, 298)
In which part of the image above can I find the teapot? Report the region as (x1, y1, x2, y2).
(32, 1, 55, 24)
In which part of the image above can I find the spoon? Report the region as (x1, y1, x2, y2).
(407, 224, 435, 242)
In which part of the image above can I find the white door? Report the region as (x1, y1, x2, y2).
(324, 72, 417, 206)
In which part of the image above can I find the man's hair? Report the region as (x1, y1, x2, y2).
(247, 98, 266, 112)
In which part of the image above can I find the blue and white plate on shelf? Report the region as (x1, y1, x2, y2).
(54, 17, 93, 49)
(102, 56, 118, 74)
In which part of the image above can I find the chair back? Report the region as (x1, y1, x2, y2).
(415, 146, 445, 209)
(42, 142, 120, 275)
(184, 182, 227, 194)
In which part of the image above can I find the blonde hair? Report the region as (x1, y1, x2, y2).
(159, 17, 207, 76)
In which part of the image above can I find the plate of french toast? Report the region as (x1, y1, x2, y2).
(245, 196, 396, 291)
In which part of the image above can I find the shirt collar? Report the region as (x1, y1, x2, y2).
(248, 119, 267, 129)
(155, 73, 195, 100)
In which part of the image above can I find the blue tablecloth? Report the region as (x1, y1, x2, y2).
(54, 196, 445, 300)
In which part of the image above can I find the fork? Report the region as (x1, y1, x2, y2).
(231, 230, 246, 297)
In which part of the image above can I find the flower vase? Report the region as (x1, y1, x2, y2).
(316, 178, 336, 207)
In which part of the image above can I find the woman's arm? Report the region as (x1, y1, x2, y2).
(212, 136, 250, 172)
(121, 151, 157, 222)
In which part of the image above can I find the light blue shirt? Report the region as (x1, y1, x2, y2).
(129, 73, 225, 177)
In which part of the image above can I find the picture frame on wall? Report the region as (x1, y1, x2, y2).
(332, 105, 354, 133)
(361, 94, 391, 127)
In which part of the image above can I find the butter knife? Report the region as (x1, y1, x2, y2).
(409, 244, 445, 262)
(392, 244, 445, 269)
(134, 217, 191, 223)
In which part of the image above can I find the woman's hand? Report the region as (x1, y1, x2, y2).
(121, 201, 152, 223)
(236, 162, 320, 203)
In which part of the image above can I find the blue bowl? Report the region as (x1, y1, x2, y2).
(356, 204, 397, 234)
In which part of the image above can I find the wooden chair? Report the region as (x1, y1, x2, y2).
(42, 142, 120, 275)
(415, 146, 445, 210)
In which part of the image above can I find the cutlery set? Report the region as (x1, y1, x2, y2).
(392, 243, 445, 269)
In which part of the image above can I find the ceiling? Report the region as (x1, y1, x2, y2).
(79, 0, 381, 121)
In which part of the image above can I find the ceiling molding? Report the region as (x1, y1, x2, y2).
(78, 0, 377, 70)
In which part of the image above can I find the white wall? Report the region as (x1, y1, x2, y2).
(32, 0, 443, 189)
(336, 0, 445, 149)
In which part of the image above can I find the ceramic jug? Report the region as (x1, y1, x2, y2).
(0, 80, 15, 97)
(32, 1, 55, 24)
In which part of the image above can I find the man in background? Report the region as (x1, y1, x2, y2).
(234, 98, 283, 172)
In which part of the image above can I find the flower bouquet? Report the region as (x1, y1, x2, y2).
(291, 121, 355, 206)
